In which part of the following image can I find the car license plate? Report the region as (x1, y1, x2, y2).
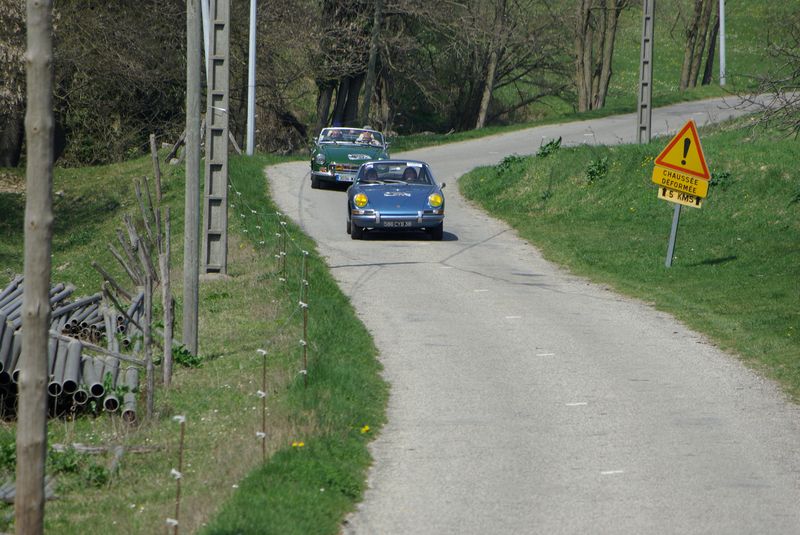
(384, 221, 411, 228)
(335, 174, 353, 182)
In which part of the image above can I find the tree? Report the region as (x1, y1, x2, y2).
(380, 0, 568, 133)
(679, 0, 716, 90)
(16, 0, 55, 532)
(53, 1, 186, 165)
(574, 0, 630, 112)
(741, 10, 800, 136)
(359, 0, 384, 126)
(0, 0, 26, 167)
(476, 0, 507, 129)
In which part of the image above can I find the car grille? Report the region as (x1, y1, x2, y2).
(333, 163, 358, 173)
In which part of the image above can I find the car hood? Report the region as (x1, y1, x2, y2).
(319, 144, 386, 162)
(355, 184, 442, 209)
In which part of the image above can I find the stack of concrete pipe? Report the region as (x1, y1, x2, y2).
(0, 276, 141, 423)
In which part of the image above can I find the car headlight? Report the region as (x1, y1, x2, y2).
(354, 193, 369, 208)
(315, 153, 326, 165)
(428, 193, 443, 208)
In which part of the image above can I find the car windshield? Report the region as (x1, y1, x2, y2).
(320, 128, 384, 146)
(357, 162, 433, 185)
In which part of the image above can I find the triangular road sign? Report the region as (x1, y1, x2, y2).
(654, 119, 710, 180)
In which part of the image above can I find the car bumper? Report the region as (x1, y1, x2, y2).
(351, 209, 444, 229)
(312, 170, 357, 184)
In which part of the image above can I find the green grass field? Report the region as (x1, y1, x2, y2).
(460, 117, 800, 398)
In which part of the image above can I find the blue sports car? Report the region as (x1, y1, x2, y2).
(347, 160, 445, 240)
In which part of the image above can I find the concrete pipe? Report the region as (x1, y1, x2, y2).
(82, 356, 104, 398)
(103, 393, 120, 412)
(0, 276, 23, 304)
(61, 339, 83, 395)
(9, 331, 22, 384)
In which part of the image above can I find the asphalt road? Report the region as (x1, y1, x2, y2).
(265, 97, 800, 534)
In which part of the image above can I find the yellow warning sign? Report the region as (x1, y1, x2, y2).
(657, 186, 703, 209)
(651, 165, 709, 197)
(654, 119, 710, 180)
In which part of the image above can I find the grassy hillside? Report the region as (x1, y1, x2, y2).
(460, 117, 800, 398)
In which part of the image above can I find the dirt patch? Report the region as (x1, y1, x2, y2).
(0, 171, 24, 194)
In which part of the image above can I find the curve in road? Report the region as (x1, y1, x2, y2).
(266, 97, 800, 534)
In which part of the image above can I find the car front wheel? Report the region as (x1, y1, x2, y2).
(428, 224, 443, 241)
(346, 219, 351, 234)
(351, 223, 363, 240)
(311, 175, 320, 189)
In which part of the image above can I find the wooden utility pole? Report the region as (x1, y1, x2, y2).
(637, 0, 655, 144)
(17, 1, 55, 533)
(184, 0, 202, 355)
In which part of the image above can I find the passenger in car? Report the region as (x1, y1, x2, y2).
(402, 167, 418, 182)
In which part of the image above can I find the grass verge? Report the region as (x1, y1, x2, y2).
(0, 152, 387, 534)
(460, 117, 800, 398)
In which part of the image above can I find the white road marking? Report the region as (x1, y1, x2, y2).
(505, 316, 522, 319)
(536, 353, 555, 356)
(600, 470, 625, 476)
(474, 289, 489, 293)
(566, 402, 588, 407)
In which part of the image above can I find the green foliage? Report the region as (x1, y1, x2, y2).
(0, 440, 16, 472)
(173, 344, 204, 368)
(585, 157, 609, 183)
(47, 447, 110, 489)
(710, 170, 732, 189)
(48, 448, 81, 475)
(536, 137, 562, 158)
(496, 154, 526, 174)
(82, 463, 110, 488)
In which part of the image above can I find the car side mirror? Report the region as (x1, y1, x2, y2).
(440, 182, 446, 189)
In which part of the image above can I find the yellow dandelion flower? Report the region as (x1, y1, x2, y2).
(360, 425, 370, 434)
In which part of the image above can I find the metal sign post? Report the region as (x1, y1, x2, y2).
(665, 204, 681, 267)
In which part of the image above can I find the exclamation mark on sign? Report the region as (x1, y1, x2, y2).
(681, 138, 691, 165)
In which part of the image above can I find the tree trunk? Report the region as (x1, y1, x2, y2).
(16, 1, 55, 533)
(343, 73, 365, 126)
(476, 0, 506, 129)
(575, 0, 594, 112)
(688, 0, 714, 88)
(314, 81, 335, 135)
(0, 111, 25, 167)
(359, 0, 383, 126)
(332, 77, 350, 126)
(701, 3, 720, 86)
(680, 0, 703, 90)
(593, 0, 623, 109)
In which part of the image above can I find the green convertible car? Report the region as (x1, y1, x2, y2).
(310, 127, 390, 189)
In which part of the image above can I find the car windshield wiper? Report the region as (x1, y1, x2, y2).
(382, 179, 406, 184)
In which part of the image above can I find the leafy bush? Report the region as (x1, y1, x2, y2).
(710, 170, 732, 189)
(496, 154, 526, 175)
(585, 157, 609, 183)
(48, 448, 81, 474)
(0, 441, 16, 472)
(537, 137, 562, 158)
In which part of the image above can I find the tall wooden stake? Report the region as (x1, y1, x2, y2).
(17, 1, 55, 532)
(162, 208, 174, 387)
(144, 275, 154, 419)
